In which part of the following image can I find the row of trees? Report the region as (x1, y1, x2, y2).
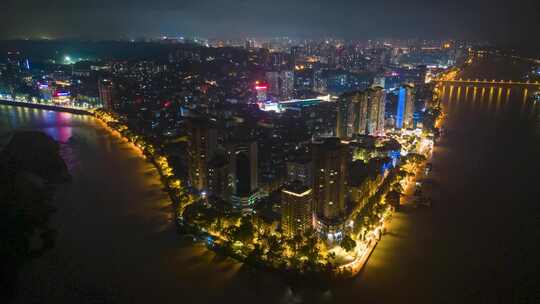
(181, 202, 336, 273)
(350, 150, 427, 241)
(179, 148, 429, 277)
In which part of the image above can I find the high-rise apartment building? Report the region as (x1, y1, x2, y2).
(337, 87, 386, 138)
(265, 70, 294, 100)
(281, 71, 294, 99)
(281, 181, 313, 238)
(312, 138, 348, 240)
(208, 157, 231, 201)
(396, 84, 415, 129)
(98, 79, 115, 111)
(313, 69, 328, 94)
(265, 71, 280, 96)
(336, 93, 356, 138)
(286, 158, 313, 187)
(227, 141, 260, 210)
(187, 118, 217, 192)
(364, 86, 386, 136)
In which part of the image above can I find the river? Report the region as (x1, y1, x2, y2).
(2, 56, 539, 303)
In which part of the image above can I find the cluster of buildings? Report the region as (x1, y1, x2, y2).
(0, 50, 107, 107)
(185, 115, 353, 240)
(0, 38, 454, 241)
(181, 81, 420, 241)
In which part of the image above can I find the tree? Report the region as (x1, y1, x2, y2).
(300, 236, 321, 262)
(326, 251, 337, 266)
(265, 234, 284, 263)
(232, 217, 254, 244)
(386, 190, 401, 210)
(391, 183, 404, 194)
(246, 243, 264, 267)
(405, 153, 427, 164)
(340, 234, 356, 252)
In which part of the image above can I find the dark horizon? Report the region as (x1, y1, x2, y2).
(1, 0, 539, 48)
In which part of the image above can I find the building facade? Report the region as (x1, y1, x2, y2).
(265, 70, 294, 100)
(187, 118, 217, 192)
(281, 181, 313, 238)
(227, 141, 259, 210)
(311, 138, 348, 240)
(396, 84, 415, 129)
(337, 87, 386, 138)
(364, 86, 386, 136)
(286, 158, 313, 187)
(98, 79, 115, 111)
(208, 157, 231, 201)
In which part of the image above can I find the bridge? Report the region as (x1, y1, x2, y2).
(434, 79, 540, 87)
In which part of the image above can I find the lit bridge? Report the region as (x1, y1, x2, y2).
(435, 79, 540, 87)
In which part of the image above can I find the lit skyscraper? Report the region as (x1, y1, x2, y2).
(265, 70, 294, 99)
(265, 71, 280, 96)
(364, 86, 386, 136)
(286, 158, 313, 187)
(98, 79, 115, 111)
(396, 84, 415, 129)
(208, 157, 231, 201)
(337, 87, 386, 138)
(187, 118, 217, 192)
(312, 138, 348, 240)
(228, 141, 260, 210)
(280, 71, 294, 99)
(336, 93, 356, 138)
(313, 69, 328, 94)
(281, 181, 313, 238)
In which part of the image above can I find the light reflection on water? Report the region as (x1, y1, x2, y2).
(0, 106, 85, 170)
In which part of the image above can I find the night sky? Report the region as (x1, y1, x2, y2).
(1, 0, 539, 44)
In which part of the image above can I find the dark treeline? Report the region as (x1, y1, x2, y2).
(0, 40, 190, 62)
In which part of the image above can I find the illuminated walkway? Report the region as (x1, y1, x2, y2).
(0, 98, 96, 114)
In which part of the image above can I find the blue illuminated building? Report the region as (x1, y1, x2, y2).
(396, 87, 406, 129)
(395, 84, 414, 129)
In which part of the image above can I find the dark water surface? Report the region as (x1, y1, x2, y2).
(2, 57, 539, 303)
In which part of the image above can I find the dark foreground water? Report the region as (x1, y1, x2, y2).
(2, 57, 539, 304)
